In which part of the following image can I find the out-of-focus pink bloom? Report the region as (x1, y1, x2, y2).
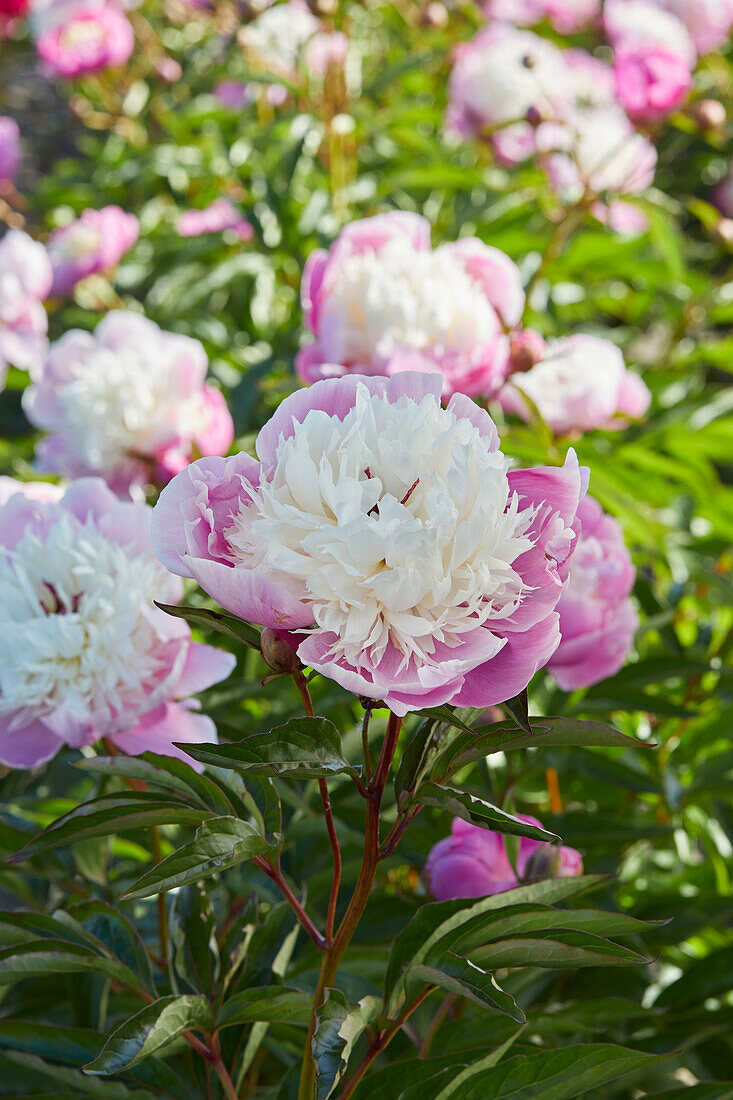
(304, 29, 348, 76)
(0, 476, 62, 506)
(297, 212, 523, 399)
(614, 46, 692, 122)
(499, 334, 651, 435)
(425, 816, 583, 901)
(590, 198, 649, 237)
(23, 310, 234, 495)
(156, 56, 182, 82)
(484, 0, 600, 32)
(0, 117, 21, 184)
(604, 0, 696, 64)
(712, 167, 733, 219)
(539, 106, 657, 200)
(548, 496, 637, 689)
(214, 80, 253, 109)
(0, 0, 29, 36)
(0, 229, 52, 389)
(655, 0, 733, 56)
(0, 478, 235, 769)
(47, 205, 138, 297)
(153, 372, 588, 717)
(177, 198, 254, 242)
(36, 3, 134, 79)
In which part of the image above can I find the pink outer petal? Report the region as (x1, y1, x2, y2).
(174, 641, 237, 696)
(426, 846, 516, 901)
(184, 554, 314, 630)
(195, 386, 235, 457)
(548, 599, 639, 690)
(615, 370, 651, 422)
(445, 239, 525, 328)
(447, 392, 501, 451)
(0, 715, 60, 768)
(452, 612, 562, 708)
(300, 248, 330, 332)
(111, 702, 217, 770)
(59, 477, 118, 524)
(329, 211, 431, 265)
(255, 372, 443, 470)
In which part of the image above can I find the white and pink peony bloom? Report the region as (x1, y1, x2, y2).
(0, 478, 235, 769)
(614, 46, 692, 122)
(0, 475, 62, 506)
(23, 310, 234, 495)
(0, 116, 21, 184)
(500, 334, 651, 435)
(0, 228, 52, 389)
(177, 199, 254, 242)
(297, 212, 523, 399)
(153, 373, 588, 717)
(47, 205, 138, 297)
(654, 0, 733, 56)
(548, 496, 638, 689)
(604, 0, 696, 63)
(241, 0, 319, 75)
(36, 1, 134, 78)
(425, 816, 583, 902)
(483, 0, 601, 33)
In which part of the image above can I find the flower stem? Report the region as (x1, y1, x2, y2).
(337, 986, 434, 1099)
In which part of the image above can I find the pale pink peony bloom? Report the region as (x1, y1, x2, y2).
(614, 46, 692, 122)
(297, 212, 523, 399)
(242, 0, 319, 75)
(177, 199, 254, 242)
(0, 116, 21, 184)
(425, 816, 583, 901)
(23, 310, 234, 495)
(484, 0, 600, 33)
(153, 373, 588, 717)
(0, 478, 235, 769)
(214, 80, 253, 109)
(655, 0, 733, 55)
(604, 0, 696, 64)
(590, 198, 649, 237)
(0, 476, 62, 506)
(37, 2, 134, 78)
(304, 29, 348, 76)
(0, 229, 52, 389)
(47, 205, 138, 297)
(712, 166, 733, 219)
(539, 106, 657, 200)
(499, 334, 651, 435)
(548, 496, 637, 689)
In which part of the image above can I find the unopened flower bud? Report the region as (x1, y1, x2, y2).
(260, 627, 302, 674)
(521, 844, 560, 883)
(420, 1, 448, 28)
(716, 218, 733, 249)
(693, 99, 726, 131)
(156, 56, 182, 82)
(508, 328, 547, 374)
(526, 104, 543, 128)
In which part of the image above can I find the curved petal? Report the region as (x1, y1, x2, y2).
(0, 715, 60, 769)
(111, 702, 217, 770)
(452, 613, 561, 708)
(185, 554, 313, 630)
(174, 641, 237, 697)
(446, 238, 525, 327)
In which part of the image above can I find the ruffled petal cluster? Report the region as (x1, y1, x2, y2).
(47, 205, 139, 296)
(0, 478, 235, 769)
(548, 496, 638, 690)
(153, 373, 588, 717)
(297, 212, 523, 399)
(23, 309, 234, 495)
(36, 1, 134, 78)
(0, 228, 52, 389)
(425, 816, 583, 901)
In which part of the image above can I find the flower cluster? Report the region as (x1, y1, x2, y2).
(0, 229, 52, 389)
(47, 205, 139, 296)
(177, 199, 254, 242)
(35, 0, 135, 79)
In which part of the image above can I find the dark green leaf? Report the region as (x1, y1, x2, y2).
(84, 995, 214, 1075)
(312, 990, 380, 1100)
(416, 783, 559, 843)
(410, 954, 524, 1021)
(218, 986, 312, 1028)
(503, 689, 533, 734)
(155, 601, 260, 649)
(179, 717, 358, 779)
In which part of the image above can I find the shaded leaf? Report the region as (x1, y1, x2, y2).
(155, 602, 260, 649)
(84, 995, 214, 1075)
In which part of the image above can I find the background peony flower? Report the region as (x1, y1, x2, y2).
(177, 198, 254, 241)
(0, 478, 235, 769)
(499, 334, 651, 435)
(604, 0, 696, 65)
(304, 29, 348, 77)
(0, 475, 62, 506)
(0, 117, 21, 184)
(655, 0, 733, 56)
(0, 228, 52, 389)
(0, 0, 29, 36)
(590, 198, 649, 237)
(47, 205, 138, 297)
(425, 816, 583, 901)
(614, 46, 692, 123)
(297, 212, 523, 399)
(36, 3, 134, 79)
(548, 496, 638, 690)
(214, 80, 253, 109)
(712, 167, 733, 219)
(543, 0, 601, 32)
(153, 372, 588, 717)
(23, 310, 235, 495)
(241, 0, 319, 76)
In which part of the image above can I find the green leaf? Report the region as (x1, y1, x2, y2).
(469, 931, 650, 970)
(654, 944, 733, 1008)
(155, 601, 260, 649)
(503, 689, 533, 734)
(179, 717, 359, 780)
(11, 793, 213, 862)
(410, 954, 524, 1021)
(122, 817, 278, 899)
(84, 995, 214, 1075)
(415, 783, 559, 843)
(312, 990, 381, 1100)
(217, 987, 312, 1028)
(400, 1031, 524, 1100)
(0, 940, 144, 990)
(75, 753, 235, 816)
(453, 906, 664, 955)
(169, 884, 219, 996)
(394, 718, 438, 806)
(0, 1050, 155, 1098)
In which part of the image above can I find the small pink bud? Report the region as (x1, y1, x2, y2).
(156, 56, 182, 82)
(508, 329, 547, 374)
(694, 99, 726, 131)
(260, 628, 302, 674)
(716, 218, 733, 249)
(420, 1, 448, 28)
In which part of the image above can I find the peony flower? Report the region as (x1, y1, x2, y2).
(499, 334, 651, 435)
(0, 0, 29, 36)
(614, 46, 692, 123)
(152, 372, 588, 717)
(241, 0, 319, 76)
(425, 816, 583, 901)
(712, 166, 733, 219)
(23, 310, 234, 495)
(214, 80, 253, 109)
(304, 29, 348, 77)
(604, 0, 696, 64)
(177, 199, 254, 242)
(46, 205, 138, 297)
(0, 476, 62, 506)
(297, 212, 523, 399)
(547, 496, 638, 690)
(0, 117, 21, 184)
(483, 0, 601, 33)
(0, 478, 235, 769)
(590, 198, 649, 237)
(0, 228, 53, 389)
(36, 3, 134, 79)
(655, 0, 733, 56)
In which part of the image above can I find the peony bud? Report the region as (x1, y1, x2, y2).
(508, 328, 547, 374)
(420, 1, 448, 28)
(716, 218, 733, 250)
(260, 628, 302, 674)
(694, 99, 726, 132)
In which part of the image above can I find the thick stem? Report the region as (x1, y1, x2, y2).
(320, 778, 342, 942)
(297, 713, 402, 1100)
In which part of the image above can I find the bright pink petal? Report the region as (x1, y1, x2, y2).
(452, 613, 562, 708)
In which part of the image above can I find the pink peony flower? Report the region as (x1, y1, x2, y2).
(0, 0, 29, 36)
(425, 815, 583, 901)
(547, 496, 637, 690)
(177, 199, 254, 242)
(0, 117, 21, 184)
(36, 3, 134, 79)
(0, 229, 52, 389)
(0, 478, 235, 769)
(539, 106, 657, 200)
(483, 0, 600, 32)
(655, 0, 733, 56)
(604, 0, 696, 64)
(297, 212, 523, 399)
(614, 46, 692, 122)
(499, 334, 651, 435)
(23, 310, 235, 495)
(304, 29, 348, 77)
(47, 205, 138, 297)
(152, 372, 588, 717)
(590, 198, 649, 237)
(214, 80, 253, 109)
